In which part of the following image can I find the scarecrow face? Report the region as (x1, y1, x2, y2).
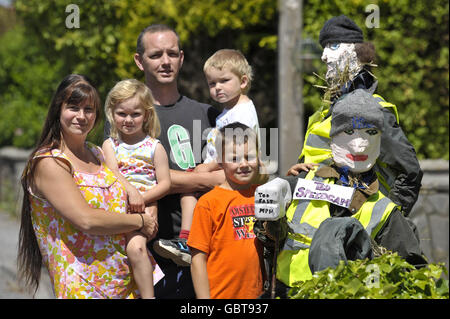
(321, 43, 362, 82)
(330, 127, 381, 173)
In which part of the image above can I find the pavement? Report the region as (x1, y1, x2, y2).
(0, 212, 54, 299)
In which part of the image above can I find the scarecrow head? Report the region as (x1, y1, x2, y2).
(319, 15, 375, 83)
(330, 89, 384, 173)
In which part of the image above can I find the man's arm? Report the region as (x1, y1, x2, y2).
(378, 109, 423, 215)
(375, 208, 428, 267)
(168, 169, 225, 194)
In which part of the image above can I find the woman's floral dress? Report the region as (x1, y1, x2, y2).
(29, 143, 142, 298)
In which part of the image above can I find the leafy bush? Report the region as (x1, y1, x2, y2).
(289, 252, 449, 299)
(0, 25, 63, 148)
(301, 0, 449, 160)
(1, 0, 448, 159)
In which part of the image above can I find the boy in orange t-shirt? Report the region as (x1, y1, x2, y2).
(188, 122, 266, 299)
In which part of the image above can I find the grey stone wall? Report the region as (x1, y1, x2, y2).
(1, 147, 449, 270)
(0, 147, 31, 215)
(409, 159, 449, 271)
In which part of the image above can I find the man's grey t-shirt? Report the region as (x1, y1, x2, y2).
(154, 96, 219, 239)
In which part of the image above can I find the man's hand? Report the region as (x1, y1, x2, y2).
(140, 213, 158, 241)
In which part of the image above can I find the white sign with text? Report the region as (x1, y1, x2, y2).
(293, 178, 355, 208)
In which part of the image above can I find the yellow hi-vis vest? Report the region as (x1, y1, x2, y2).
(298, 94, 400, 199)
(276, 167, 399, 286)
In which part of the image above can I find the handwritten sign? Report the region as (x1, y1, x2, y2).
(293, 178, 355, 208)
(254, 178, 292, 221)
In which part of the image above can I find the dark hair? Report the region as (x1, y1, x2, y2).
(215, 122, 259, 163)
(36, 74, 101, 152)
(136, 24, 181, 56)
(355, 42, 376, 64)
(17, 74, 100, 294)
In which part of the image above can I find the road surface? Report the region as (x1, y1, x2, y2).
(0, 212, 54, 298)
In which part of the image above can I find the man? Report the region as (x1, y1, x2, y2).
(295, 15, 422, 216)
(109, 24, 224, 298)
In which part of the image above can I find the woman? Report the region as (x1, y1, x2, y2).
(17, 74, 158, 298)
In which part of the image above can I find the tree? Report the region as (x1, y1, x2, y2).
(11, 0, 278, 147)
(0, 5, 16, 35)
(301, 0, 449, 159)
(2, 0, 448, 160)
(0, 25, 63, 147)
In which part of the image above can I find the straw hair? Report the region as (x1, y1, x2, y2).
(105, 79, 161, 139)
(204, 49, 253, 94)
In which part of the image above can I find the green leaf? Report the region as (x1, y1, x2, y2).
(435, 278, 449, 297)
(379, 263, 392, 274)
(427, 263, 444, 279)
(289, 252, 449, 299)
(347, 278, 363, 296)
(413, 279, 428, 291)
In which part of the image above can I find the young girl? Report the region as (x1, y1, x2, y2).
(103, 79, 170, 299)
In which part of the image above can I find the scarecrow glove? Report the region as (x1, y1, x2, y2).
(254, 178, 292, 221)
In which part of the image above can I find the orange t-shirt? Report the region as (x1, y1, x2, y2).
(187, 185, 264, 299)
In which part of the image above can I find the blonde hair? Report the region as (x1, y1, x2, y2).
(203, 49, 253, 94)
(105, 79, 161, 139)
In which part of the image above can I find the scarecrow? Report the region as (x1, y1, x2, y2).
(297, 15, 422, 216)
(255, 89, 427, 298)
